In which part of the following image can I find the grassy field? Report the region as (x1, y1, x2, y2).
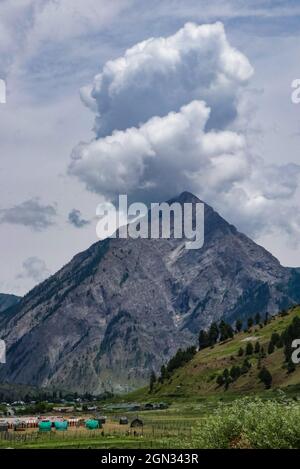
(1, 394, 300, 448)
(1, 306, 300, 449)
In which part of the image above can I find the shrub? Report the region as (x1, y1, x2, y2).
(190, 397, 300, 449)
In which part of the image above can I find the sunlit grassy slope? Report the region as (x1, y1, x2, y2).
(126, 306, 300, 401)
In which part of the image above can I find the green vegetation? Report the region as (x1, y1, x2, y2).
(187, 397, 300, 449)
(134, 306, 300, 402)
(1, 306, 300, 449)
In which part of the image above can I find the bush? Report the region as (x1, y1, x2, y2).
(190, 397, 300, 448)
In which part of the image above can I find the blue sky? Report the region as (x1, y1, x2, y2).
(1, 0, 300, 294)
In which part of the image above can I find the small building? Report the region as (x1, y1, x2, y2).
(53, 406, 74, 413)
(14, 421, 26, 432)
(130, 418, 143, 428)
(144, 403, 154, 410)
(159, 402, 169, 409)
(119, 417, 128, 425)
(0, 422, 8, 432)
(130, 405, 141, 412)
(96, 416, 106, 424)
(87, 406, 98, 411)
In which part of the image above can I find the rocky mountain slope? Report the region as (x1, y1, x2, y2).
(0, 192, 299, 393)
(0, 294, 20, 314)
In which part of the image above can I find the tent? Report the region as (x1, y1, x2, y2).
(54, 420, 68, 431)
(38, 420, 52, 432)
(85, 419, 100, 430)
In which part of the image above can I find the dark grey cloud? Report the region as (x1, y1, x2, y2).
(0, 198, 57, 231)
(68, 209, 90, 228)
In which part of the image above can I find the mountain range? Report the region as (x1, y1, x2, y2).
(0, 294, 20, 314)
(0, 192, 299, 393)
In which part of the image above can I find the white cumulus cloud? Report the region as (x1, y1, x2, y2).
(81, 21, 253, 136)
(69, 100, 249, 203)
(70, 21, 300, 243)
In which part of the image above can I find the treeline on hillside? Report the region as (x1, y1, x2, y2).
(149, 346, 196, 392)
(149, 306, 300, 393)
(198, 312, 267, 351)
(216, 311, 300, 391)
(149, 312, 268, 393)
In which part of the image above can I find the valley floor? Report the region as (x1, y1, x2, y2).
(1, 392, 300, 449)
(1, 306, 300, 449)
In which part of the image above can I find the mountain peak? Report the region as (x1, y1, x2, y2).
(1, 196, 300, 393)
(168, 191, 203, 205)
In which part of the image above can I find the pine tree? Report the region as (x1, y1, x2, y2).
(268, 341, 275, 354)
(238, 347, 244, 357)
(257, 357, 262, 370)
(270, 332, 280, 347)
(277, 337, 284, 348)
(255, 313, 261, 325)
(264, 312, 269, 325)
(208, 322, 219, 346)
(241, 358, 251, 374)
(254, 341, 260, 354)
(160, 365, 168, 383)
(247, 317, 254, 329)
(216, 375, 224, 386)
(260, 346, 266, 358)
(230, 366, 241, 381)
(258, 366, 272, 389)
(227, 324, 234, 339)
(280, 309, 289, 317)
(235, 319, 243, 333)
(246, 342, 254, 355)
(287, 359, 296, 374)
(221, 368, 231, 390)
(219, 321, 234, 342)
(149, 371, 156, 393)
(198, 330, 209, 350)
(219, 321, 227, 342)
